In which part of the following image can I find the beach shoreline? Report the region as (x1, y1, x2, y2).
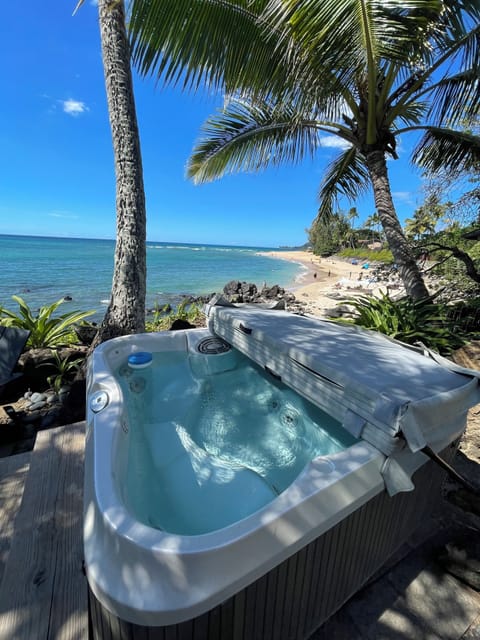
(258, 250, 380, 317)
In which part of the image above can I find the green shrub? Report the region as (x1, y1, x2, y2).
(339, 292, 469, 355)
(145, 300, 205, 332)
(40, 350, 85, 393)
(338, 248, 393, 263)
(446, 298, 480, 336)
(0, 295, 95, 349)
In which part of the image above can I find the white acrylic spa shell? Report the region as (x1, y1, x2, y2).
(84, 307, 480, 627)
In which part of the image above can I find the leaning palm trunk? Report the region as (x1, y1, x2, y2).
(365, 150, 429, 301)
(94, 0, 147, 346)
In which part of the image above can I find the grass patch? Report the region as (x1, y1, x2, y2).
(338, 248, 394, 263)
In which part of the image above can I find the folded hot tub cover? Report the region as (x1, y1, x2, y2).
(206, 301, 480, 495)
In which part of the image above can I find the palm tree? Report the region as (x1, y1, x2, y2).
(129, 0, 480, 300)
(364, 212, 382, 242)
(404, 195, 445, 239)
(347, 206, 359, 248)
(76, 0, 147, 344)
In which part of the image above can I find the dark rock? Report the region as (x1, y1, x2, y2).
(170, 319, 196, 331)
(223, 280, 242, 296)
(40, 410, 60, 429)
(185, 281, 299, 312)
(324, 304, 357, 319)
(61, 376, 86, 423)
(74, 323, 98, 345)
(261, 284, 284, 298)
(241, 282, 257, 297)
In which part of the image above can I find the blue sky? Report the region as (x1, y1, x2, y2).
(0, 1, 428, 248)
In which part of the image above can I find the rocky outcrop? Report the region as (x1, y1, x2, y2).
(220, 280, 298, 305)
(181, 280, 307, 314)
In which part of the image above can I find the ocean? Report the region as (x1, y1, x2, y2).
(0, 235, 305, 321)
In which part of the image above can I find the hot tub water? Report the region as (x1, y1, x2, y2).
(118, 348, 355, 535)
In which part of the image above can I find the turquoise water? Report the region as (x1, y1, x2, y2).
(0, 234, 303, 321)
(120, 349, 355, 535)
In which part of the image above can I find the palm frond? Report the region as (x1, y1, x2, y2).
(129, 0, 291, 98)
(391, 101, 427, 127)
(187, 100, 324, 183)
(425, 70, 480, 127)
(437, 1, 480, 44)
(413, 127, 480, 175)
(423, 22, 480, 102)
(317, 147, 369, 220)
(265, 0, 445, 70)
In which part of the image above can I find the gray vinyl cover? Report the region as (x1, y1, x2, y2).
(206, 303, 480, 495)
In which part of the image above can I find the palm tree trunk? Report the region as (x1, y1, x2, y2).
(365, 150, 429, 300)
(95, 0, 147, 344)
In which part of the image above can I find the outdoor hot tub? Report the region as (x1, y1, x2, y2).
(84, 303, 480, 639)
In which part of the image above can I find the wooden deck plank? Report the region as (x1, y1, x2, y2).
(0, 452, 31, 587)
(0, 422, 87, 640)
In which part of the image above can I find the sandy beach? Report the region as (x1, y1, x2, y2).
(259, 250, 384, 317)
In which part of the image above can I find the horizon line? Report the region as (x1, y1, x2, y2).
(0, 232, 293, 251)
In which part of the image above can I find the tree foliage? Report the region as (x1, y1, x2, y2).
(129, 0, 480, 300)
(308, 212, 352, 256)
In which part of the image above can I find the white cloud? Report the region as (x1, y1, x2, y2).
(319, 136, 352, 150)
(392, 191, 414, 204)
(49, 211, 79, 220)
(61, 99, 89, 117)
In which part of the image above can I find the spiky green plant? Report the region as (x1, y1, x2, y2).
(0, 296, 95, 349)
(340, 292, 469, 355)
(40, 350, 86, 394)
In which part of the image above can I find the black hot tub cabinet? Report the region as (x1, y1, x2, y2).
(85, 305, 480, 639)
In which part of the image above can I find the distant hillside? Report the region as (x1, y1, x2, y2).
(278, 243, 311, 251)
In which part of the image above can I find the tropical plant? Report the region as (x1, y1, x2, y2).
(129, 0, 480, 301)
(364, 212, 383, 242)
(346, 207, 359, 248)
(404, 195, 445, 240)
(145, 300, 205, 331)
(41, 350, 86, 393)
(340, 292, 469, 354)
(0, 296, 94, 349)
(75, 0, 147, 345)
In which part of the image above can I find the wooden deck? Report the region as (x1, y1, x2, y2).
(0, 422, 87, 640)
